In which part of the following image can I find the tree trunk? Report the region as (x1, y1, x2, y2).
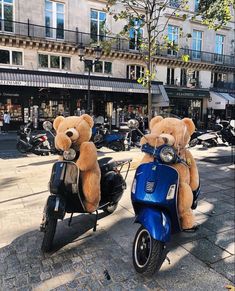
(148, 80, 152, 124)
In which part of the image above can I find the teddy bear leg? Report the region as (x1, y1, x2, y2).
(81, 171, 101, 213)
(178, 182, 195, 230)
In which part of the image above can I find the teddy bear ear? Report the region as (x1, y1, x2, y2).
(82, 114, 94, 128)
(182, 118, 195, 136)
(53, 116, 65, 131)
(149, 116, 163, 130)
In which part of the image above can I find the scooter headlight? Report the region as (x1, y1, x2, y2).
(159, 146, 175, 164)
(63, 148, 76, 161)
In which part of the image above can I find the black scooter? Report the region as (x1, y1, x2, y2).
(16, 121, 55, 155)
(40, 121, 132, 252)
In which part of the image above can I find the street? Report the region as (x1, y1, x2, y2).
(0, 139, 234, 290)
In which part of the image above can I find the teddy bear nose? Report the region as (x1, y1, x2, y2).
(66, 131, 73, 137)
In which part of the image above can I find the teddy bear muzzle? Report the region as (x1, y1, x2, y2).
(65, 128, 79, 141)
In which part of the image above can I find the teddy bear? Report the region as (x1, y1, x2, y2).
(53, 114, 101, 213)
(140, 116, 199, 230)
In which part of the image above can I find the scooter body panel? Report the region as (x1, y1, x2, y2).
(131, 162, 181, 233)
(105, 133, 124, 143)
(135, 207, 171, 242)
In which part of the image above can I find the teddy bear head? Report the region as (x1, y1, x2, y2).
(142, 116, 195, 150)
(53, 114, 94, 151)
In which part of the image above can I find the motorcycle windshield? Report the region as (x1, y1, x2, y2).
(131, 162, 180, 231)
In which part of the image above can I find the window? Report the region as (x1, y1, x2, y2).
(215, 34, 224, 63)
(90, 9, 106, 43)
(169, 0, 180, 8)
(45, 0, 64, 39)
(167, 68, 175, 85)
(0, 0, 14, 32)
(168, 25, 179, 56)
(195, 0, 200, 11)
(85, 60, 112, 74)
(189, 70, 200, 87)
(38, 54, 71, 70)
(129, 19, 143, 50)
(192, 30, 202, 59)
(126, 65, 144, 80)
(0, 49, 22, 65)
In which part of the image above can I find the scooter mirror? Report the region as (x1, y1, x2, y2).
(127, 119, 139, 129)
(43, 121, 53, 131)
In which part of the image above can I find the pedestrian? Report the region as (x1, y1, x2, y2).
(3, 111, 10, 133)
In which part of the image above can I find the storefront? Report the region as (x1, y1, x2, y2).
(165, 87, 210, 127)
(0, 68, 167, 129)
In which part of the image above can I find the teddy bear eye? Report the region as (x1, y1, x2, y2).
(162, 131, 164, 133)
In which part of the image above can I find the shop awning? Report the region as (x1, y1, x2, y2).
(152, 85, 169, 107)
(209, 91, 235, 110)
(0, 69, 166, 95)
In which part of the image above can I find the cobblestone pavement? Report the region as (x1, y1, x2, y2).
(0, 146, 234, 290)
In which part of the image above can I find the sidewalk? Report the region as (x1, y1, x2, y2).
(0, 147, 234, 290)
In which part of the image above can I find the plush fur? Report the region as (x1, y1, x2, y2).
(141, 116, 199, 229)
(53, 114, 101, 213)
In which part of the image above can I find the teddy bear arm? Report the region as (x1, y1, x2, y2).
(77, 142, 98, 171)
(186, 150, 199, 191)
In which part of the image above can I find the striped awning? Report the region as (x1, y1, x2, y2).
(0, 69, 165, 95)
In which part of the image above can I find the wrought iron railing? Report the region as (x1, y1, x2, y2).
(0, 19, 234, 67)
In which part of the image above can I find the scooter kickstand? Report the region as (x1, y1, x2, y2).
(68, 213, 73, 226)
(93, 210, 98, 232)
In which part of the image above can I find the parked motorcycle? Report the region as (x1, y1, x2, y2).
(119, 123, 142, 151)
(128, 120, 200, 276)
(220, 120, 235, 146)
(40, 121, 132, 252)
(16, 121, 55, 155)
(92, 123, 125, 152)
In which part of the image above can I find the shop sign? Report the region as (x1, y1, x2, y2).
(0, 80, 27, 86)
(166, 88, 209, 98)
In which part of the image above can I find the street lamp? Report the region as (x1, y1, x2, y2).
(78, 44, 102, 114)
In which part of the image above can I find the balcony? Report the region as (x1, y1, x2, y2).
(211, 82, 235, 93)
(0, 19, 234, 68)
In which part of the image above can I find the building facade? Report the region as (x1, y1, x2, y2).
(0, 0, 234, 129)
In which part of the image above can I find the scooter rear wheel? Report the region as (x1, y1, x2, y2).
(41, 218, 57, 252)
(133, 226, 165, 276)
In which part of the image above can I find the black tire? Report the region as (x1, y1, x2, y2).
(16, 141, 28, 153)
(41, 218, 57, 252)
(189, 138, 198, 148)
(133, 226, 165, 276)
(108, 141, 125, 152)
(104, 202, 118, 214)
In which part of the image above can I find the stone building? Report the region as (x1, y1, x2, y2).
(0, 0, 234, 129)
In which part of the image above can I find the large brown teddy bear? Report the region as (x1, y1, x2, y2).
(141, 116, 199, 230)
(53, 114, 101, 213)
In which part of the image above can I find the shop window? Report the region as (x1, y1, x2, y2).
(126, 65, 145, 80)
(90, 9, 106, 43)
(85, 60, 112, 74)
(45, 0, 64, 39)
(38, 54, 71, 70)
(0, 0, 14, 32)
(0, 49, 22, 66)
(167, 68, 175, 85)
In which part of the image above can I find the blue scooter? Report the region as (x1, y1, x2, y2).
(92, 124, 125, 151)
(131, 143, 200, 276)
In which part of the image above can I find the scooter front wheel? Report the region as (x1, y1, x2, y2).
(41, 218, 57, 252)
(133, 226, 165, 276)
(16, 141, 28, 153)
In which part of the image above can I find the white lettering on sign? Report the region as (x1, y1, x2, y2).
(0, 80, 27, 86)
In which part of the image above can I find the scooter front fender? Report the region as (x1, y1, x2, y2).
(135, 207, 171, 242)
